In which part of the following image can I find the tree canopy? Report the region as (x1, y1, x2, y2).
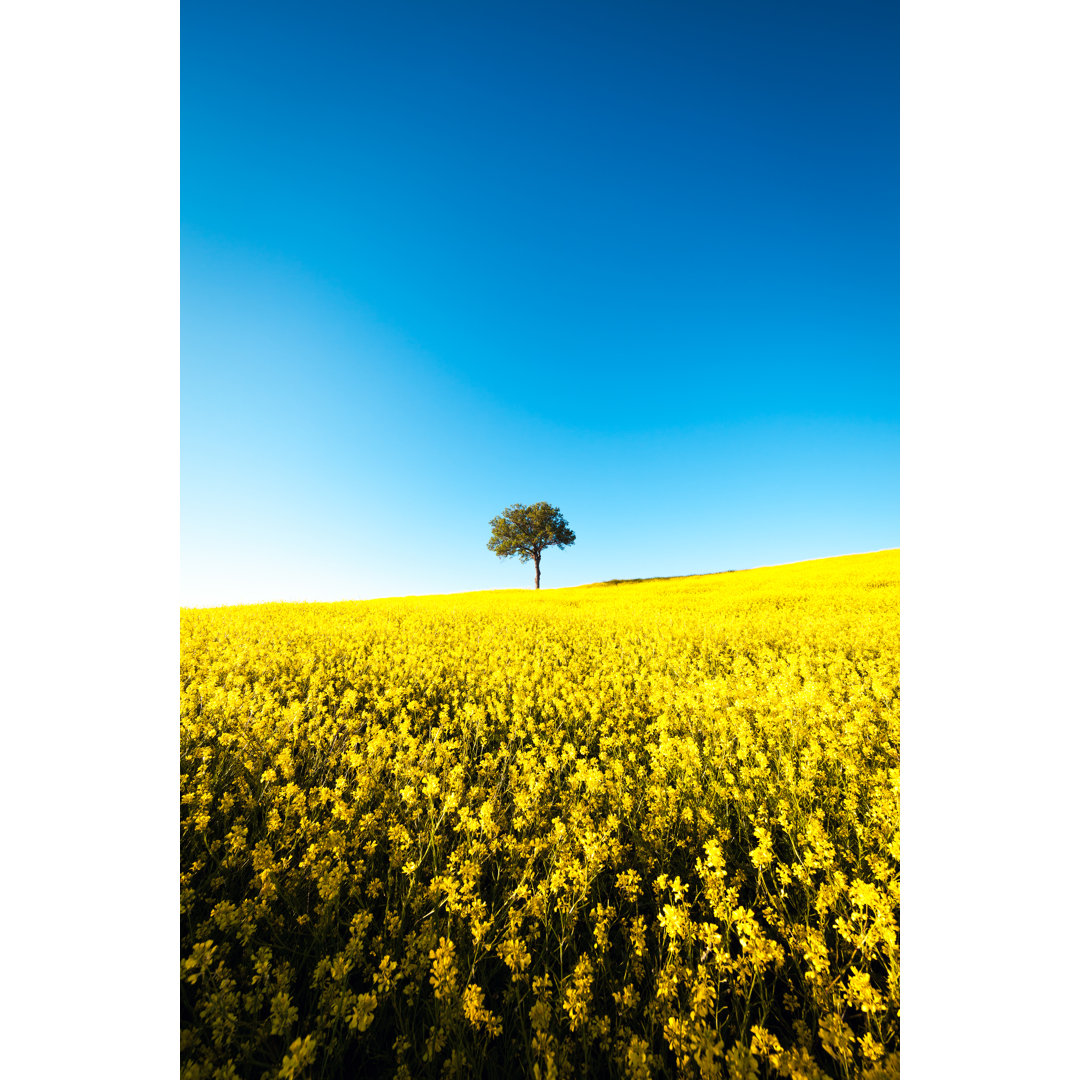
(487, 502, 576, 589)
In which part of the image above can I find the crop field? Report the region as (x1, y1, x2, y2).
(181, 550, 899, 1080)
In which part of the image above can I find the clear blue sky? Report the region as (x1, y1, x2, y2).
(181, 0, 898, 606)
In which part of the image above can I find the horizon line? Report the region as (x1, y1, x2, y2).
(181, 548, 899, 611)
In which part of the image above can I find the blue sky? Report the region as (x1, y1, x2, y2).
(182, 0, 898, 605)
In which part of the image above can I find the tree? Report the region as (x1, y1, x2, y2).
(487, 502, 576, 589)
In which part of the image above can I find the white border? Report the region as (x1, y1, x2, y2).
(2, 2, 179, 1074)
(903, 1, 1079, 1073)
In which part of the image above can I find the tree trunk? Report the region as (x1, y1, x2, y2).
(534, 552, 541, 589)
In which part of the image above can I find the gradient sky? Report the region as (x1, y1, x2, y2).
(182, 0, 898, 606)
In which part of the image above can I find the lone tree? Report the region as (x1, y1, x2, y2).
(487, 502, 576, 589)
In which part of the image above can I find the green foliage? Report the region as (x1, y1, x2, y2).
(487, 503, 576, 588)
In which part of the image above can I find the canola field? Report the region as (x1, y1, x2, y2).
(181, 550, 899, 1080)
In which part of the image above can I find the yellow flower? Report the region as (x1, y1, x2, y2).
(659, 903, 687, 942)
(428, 937, 458, 1002)
(348, 993, 377, 1033)
(180, 549, 899, 1075)
(278, 1035, 317, 1079)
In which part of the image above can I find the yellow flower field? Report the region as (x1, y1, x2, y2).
(181, 550, 899, 1079)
